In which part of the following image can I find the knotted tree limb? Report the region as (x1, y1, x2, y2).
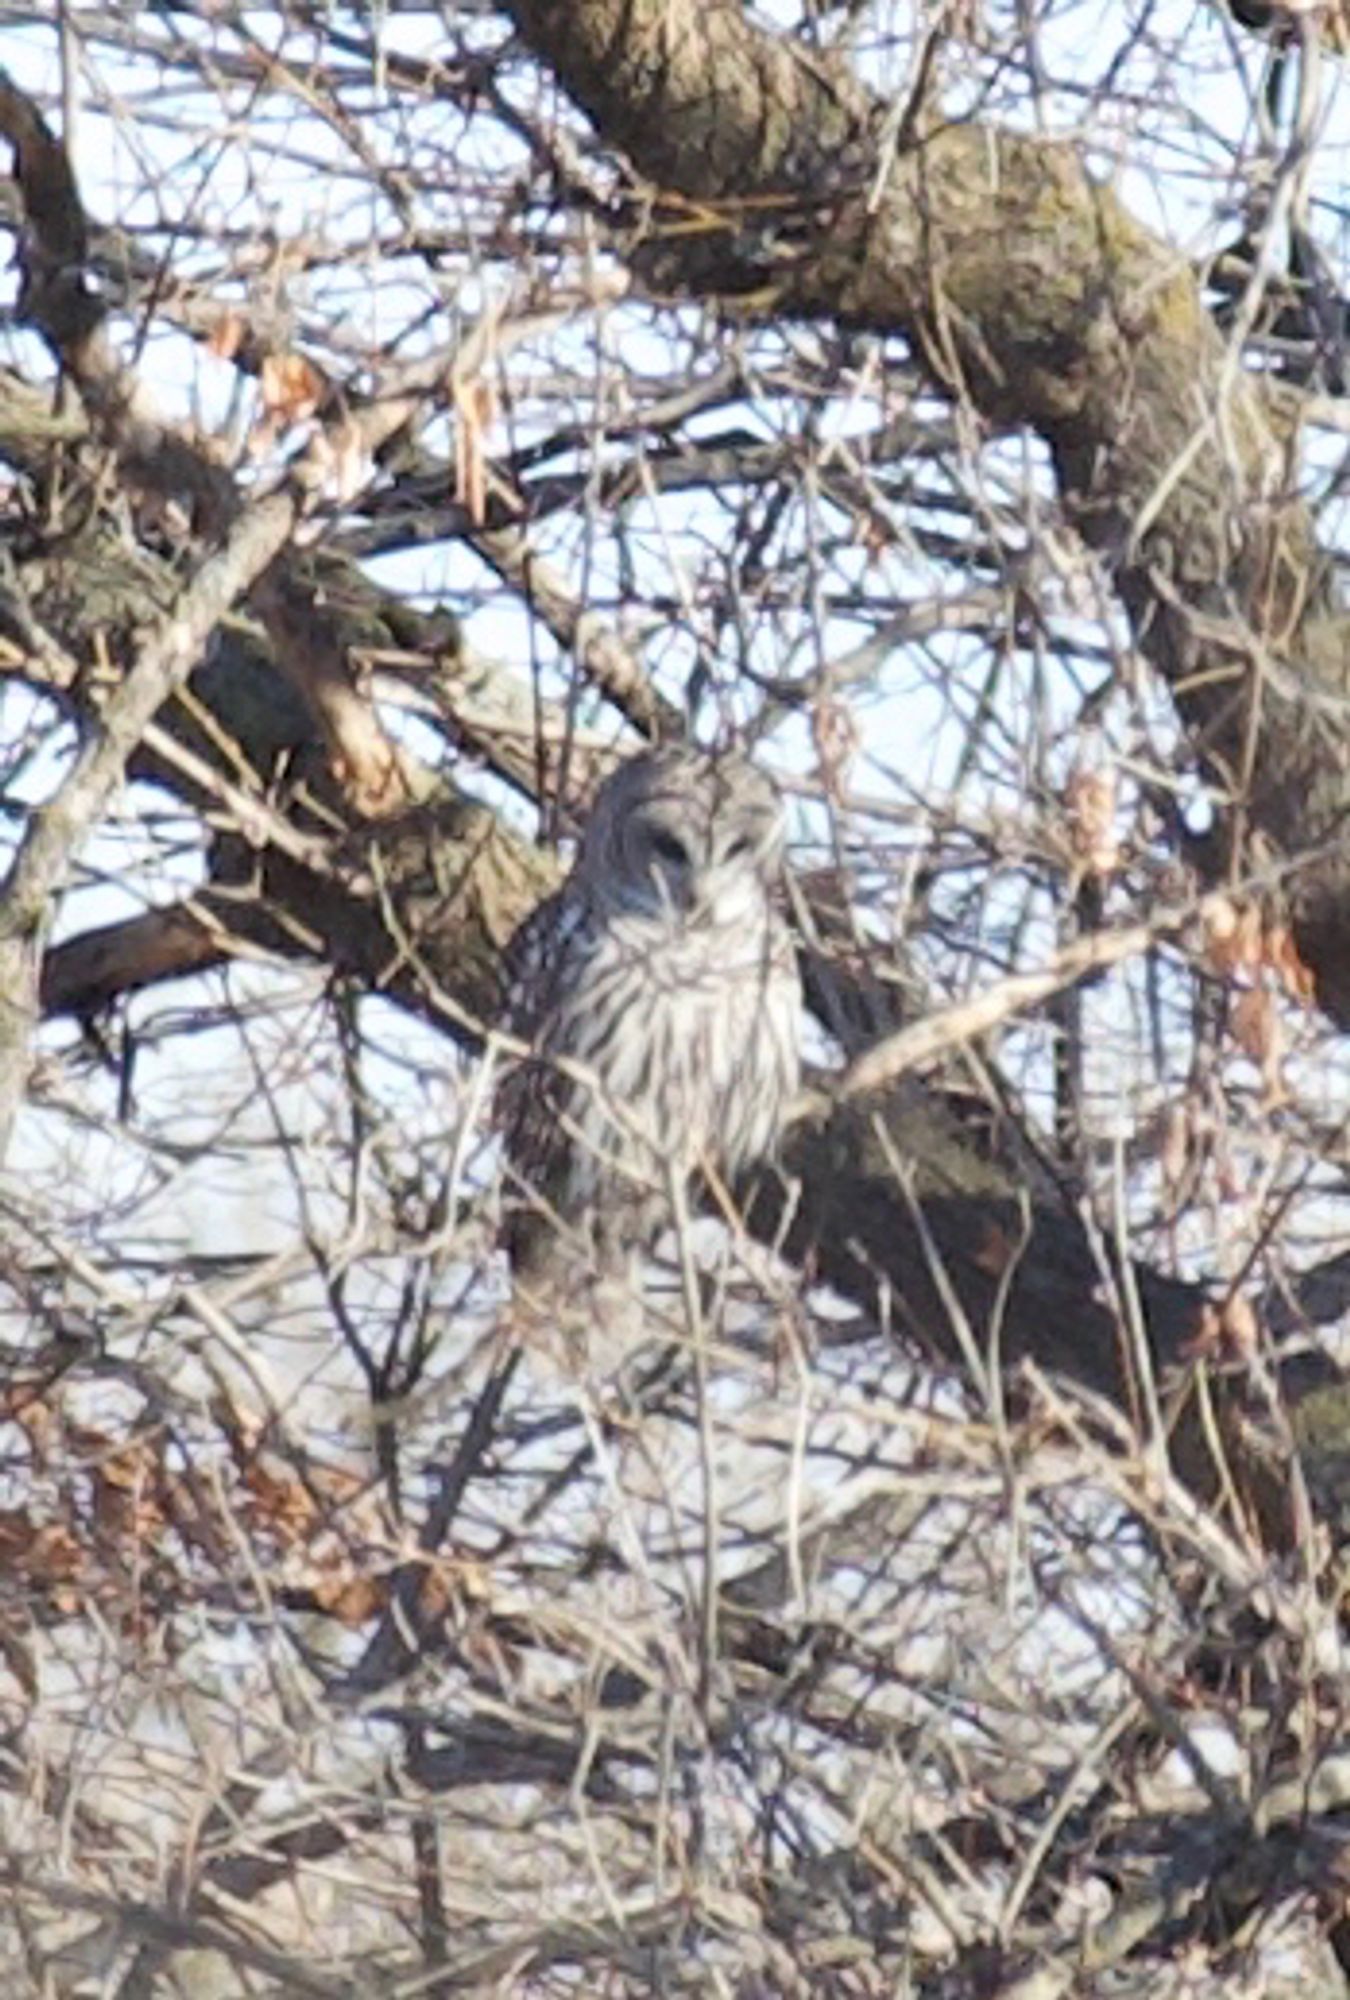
(0, 488, 302, 1162)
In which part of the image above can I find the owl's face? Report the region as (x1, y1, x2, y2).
(582, 749, 786, 929)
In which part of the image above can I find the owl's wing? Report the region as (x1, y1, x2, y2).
(494, 888, 593, 1274)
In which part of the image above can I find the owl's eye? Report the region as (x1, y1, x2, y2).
(724, 834, 754, 861)
(647, 826, 690, 869)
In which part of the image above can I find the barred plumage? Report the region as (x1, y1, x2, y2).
(496, 748, 801, 1326)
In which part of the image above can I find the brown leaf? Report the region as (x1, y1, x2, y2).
(1264, 920, 1317, 1006)
(28, 1521, 88, 1593)
(973, 1219, 1016, 1276)
(811, 696, 859, 792)
(0, 1509, 37, 1565)
(0, 1392, 56, 1466)
(1159, 1103, 1191, 1193)
(208, 312, 246, 360)
(259, 351, 326, 427)
(859, 512, 894, 562)
(1219, 1292, 1260, 1359)
(327, 414, 371, 505)
(244, 1458, 320, 1542)
(308, 1573, 387, 1625)
(1184, 1295, 1260, 1362)
(1230, 988, 1287, 1106)
(1204, 897, 1264, 977)
(1064, 765, 1119, 878)
(92, 1455, 165, 1545)
(453, 373, 497, 527)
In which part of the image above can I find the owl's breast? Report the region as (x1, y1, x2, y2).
(572, 910, 799, 1179)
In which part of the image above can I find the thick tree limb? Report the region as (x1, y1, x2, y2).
(500, 1, 1350, 1024)
(39, 902, 239, 1019)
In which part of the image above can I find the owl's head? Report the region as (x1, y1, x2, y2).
(582, 747, 787, 927)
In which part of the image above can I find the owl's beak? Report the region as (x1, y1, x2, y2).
(698, 871, 759, 929)
(646, 861, 695, 916)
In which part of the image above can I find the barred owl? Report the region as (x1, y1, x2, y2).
(496, 747, 800, 1348)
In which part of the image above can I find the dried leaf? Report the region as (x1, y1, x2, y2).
(1159, 1103, 1191, 1193)
(28, 1521, 88, 1593)
(92, 1450, 165, 1544)
(1231, 988, 1287, 1106)
(309, 1573, 387, 1624)
(1219, 1292, 1260, 1359)
(1184, 1295, 1260, 1362)
(453, 372, 497, 527)
(0, 1509, 38, 1564)
(1064, 765, 1120, 878)
(208, 312, 246, 360)
(1184, 1303, 1223, 1359)
(859, 512, 893, 562)
(259, 351, 326, 427)
(974, 1219, 1016, 1276)
(0, 1392, 56, 1465)
(1204, 898, 1264, 977)
(0, 1508, 85, 1589)
(327, 414, 371, 505)
(94, 1438, 156, 1492)
(811, 696, 859, 792)
(244, 1458, 320, 1541)
(1264, 921, 1317, 1006)
(1203, 900, 1312, 1003)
